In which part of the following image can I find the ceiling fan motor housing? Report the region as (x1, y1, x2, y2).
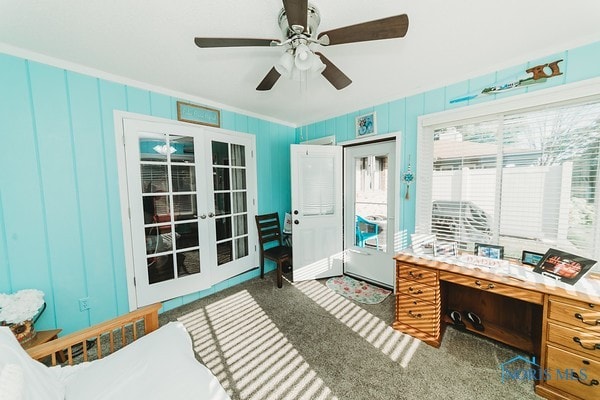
(278, 4, 321, 39)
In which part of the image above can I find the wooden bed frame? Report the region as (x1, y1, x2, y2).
(26, 303, 162, 366)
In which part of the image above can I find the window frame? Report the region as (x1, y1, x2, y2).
(416, 77, 600, 263)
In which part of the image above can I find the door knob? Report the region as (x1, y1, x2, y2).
(200, 214, 207, 219)
(293, 210, 299, 215)
(208, 212, 215, 218)
(294, 220, 299, 225)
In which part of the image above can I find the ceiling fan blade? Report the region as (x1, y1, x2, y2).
(315, 52, 352, 90)
(194, 37, 279, 48)
(256, 67, 282, 91)
(282, 0, 308, 32)
(318, 14, 409, 46)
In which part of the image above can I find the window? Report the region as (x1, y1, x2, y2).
(417, 95, 600, 264)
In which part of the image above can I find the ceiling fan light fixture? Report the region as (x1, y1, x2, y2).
(310, 53, 326, 74)
(274, 51, 295, 76)
(294, 43, 313, 71)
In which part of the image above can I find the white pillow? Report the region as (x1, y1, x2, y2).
(64, 322, 229, 400)
(0, 364, 24, 400)
(0, 327, 64, 400)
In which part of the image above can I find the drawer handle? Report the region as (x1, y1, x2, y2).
(573, 337, 600, 350)
(409, 271, 423, 279)
(574, 313, 600, 326)
(474, 280, 495, 290)
(408, 310, 422, 319)
(571, 371, 599, 387)
(408, 287, 423, 294)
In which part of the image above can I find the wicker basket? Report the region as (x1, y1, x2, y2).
(9, 319, 37, 344)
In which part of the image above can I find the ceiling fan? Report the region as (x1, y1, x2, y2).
(194, 0, 409, 91)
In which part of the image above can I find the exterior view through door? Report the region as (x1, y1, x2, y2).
(344, 141, 397, 287)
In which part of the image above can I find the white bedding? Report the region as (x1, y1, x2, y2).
(0, 322, 230, 400)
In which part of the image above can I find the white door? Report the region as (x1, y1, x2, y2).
(291, 144, 343, 281)
(343, 141, 397, 287)
(122, 118, 257, 307)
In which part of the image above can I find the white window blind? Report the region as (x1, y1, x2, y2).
(417, 98, 600, 261)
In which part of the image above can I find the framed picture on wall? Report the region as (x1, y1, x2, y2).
(355, 112, 377, 138)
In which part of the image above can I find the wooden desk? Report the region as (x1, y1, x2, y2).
(393, 253, 600, 400)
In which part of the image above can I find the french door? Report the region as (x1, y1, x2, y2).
(121, 118, 257, 307)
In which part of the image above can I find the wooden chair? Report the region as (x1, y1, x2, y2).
(255, 213, 292, 288)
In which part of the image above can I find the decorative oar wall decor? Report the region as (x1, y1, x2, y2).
(450, 59, 563, 104)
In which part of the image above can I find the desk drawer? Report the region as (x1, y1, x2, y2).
(440, 271, 544, 304)
(396, 295, 439, 336)
(397, 279, 438, 303)
(546, 345, 600, 399)
(549, 298, 600, 332)
(397, 264, 438, 286)
(547, 322, 600, 359)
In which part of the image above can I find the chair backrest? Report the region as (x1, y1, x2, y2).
(255, 213, 283, 248)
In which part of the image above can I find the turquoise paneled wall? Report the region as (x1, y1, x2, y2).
(298, 41, 600, 240)
(0, 53, 294, 332)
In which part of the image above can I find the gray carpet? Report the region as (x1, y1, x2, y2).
(160, 272, 542, 400)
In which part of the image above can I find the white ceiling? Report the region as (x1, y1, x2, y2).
(1, 1, 600, 126)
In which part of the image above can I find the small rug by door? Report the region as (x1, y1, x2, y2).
(325, 275, 391, 304)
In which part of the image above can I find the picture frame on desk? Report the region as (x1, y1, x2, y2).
(474, 243, 504, 260)
(533, 248, 596, 285)
(434, 241, 458, 257)
(521, 250, 544, 267)
(411, 233, 435, 256)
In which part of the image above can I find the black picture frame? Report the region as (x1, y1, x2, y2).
(532, 248, 596, 285)
(474, 243, 504, 260)
(521, 250, 544, 267)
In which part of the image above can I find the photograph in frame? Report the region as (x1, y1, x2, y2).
(411, 233, 435, 256)
(474, 243, 504, 260)
(521, 250, 544, 267)
(434, 241, 458, 257)
(532, 248, 596, 285)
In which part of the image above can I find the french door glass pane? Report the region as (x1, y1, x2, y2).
(212, 142, 229, 165)
(213, 168, 230, 190)
(216, 217, 232, 241)
(173, 194, 196, 219)
(147, 255, 174, 284)
(171, 136, 195, 163)
(175, 222, 199, 249)
(141, 165, 168, 193)
(234, 215, 248, 236)
(171, 166, 196, 192)
(232, 169, 246, 190)
(232, 192, 247, 213)
(176, 250, 200, 276)
(231, 144, 246, 166)
(214, 193, 231, 216)
(217, 242, 233, 265)
(236, 237, 248, 258)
